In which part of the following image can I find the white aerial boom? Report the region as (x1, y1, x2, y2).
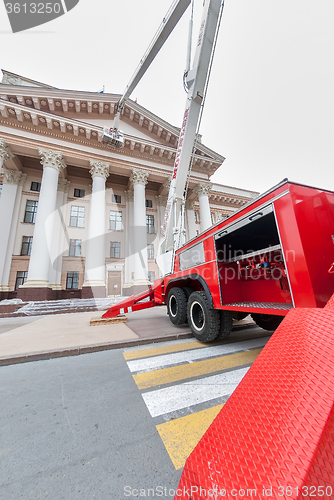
(102, 0, 192, 148)
(103, 0, 224, 275)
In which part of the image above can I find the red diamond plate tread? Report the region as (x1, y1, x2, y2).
(175, 306, 334, 500)
(325, 293, 334, 310)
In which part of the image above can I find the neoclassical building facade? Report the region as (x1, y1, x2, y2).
(0, 70, 258, 300)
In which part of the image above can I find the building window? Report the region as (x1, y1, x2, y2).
(66, 272, 79, 289)
(15, 271, 28, 290)
(146, 199, 153, 208)
(110, 211, 122, 231)
(112, 194, 121, 204)
(0, 184, 2, 197)
(69, 239, 81, 257)
(147, 244, 154, 260)
(194, 211, 199, 223)
(30, 182, 41, 192)
(148, 271, 155, 283)
(74, 188, 85, 198)
(110, 242, 120, 258)
(70, 206, 85, 227)
(21, 236, 33, 256)
(24, 200, 38, 223)
(146, 214, 154, 234)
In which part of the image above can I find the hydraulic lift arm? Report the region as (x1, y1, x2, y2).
(157, 0, 225, 275)
(102, 0, 191, 148)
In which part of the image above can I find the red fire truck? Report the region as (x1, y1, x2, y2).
(102, 0, 334, 339)
(103, 179, 334, 341)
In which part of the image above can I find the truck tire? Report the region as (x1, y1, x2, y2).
(187, 291, 220, 342)
(167, 287, 188, 325)
(217, 310, 233, 339)
(251, 313, 284, 331)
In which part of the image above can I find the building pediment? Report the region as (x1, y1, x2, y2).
(0, 71, 225, 177)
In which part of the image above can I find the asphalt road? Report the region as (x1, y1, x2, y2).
(0, 349, 182, 499)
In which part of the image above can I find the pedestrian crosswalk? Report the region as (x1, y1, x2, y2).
(123, 329, 270, 470)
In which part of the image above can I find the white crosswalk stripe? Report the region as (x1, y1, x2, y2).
(123, 331, 271, 470)
(142, 367, 249, 417)
(127, 337, 268, 373)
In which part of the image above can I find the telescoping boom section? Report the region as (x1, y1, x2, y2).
(103, 180, 334, 341)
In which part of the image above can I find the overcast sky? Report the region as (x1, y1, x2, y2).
(1, 0, 333, 194)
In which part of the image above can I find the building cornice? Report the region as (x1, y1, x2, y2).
(0, 97, 222, 176)
(0, 83, 225, 168)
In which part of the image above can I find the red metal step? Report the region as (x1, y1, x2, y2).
(175, 295, 334, 499)
(102, 279, 164, 318)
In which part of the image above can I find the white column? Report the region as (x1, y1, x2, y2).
(130, 168, 149, 287)
(124, 190, 134, 288)
(48, 179, 71, 289)
(185, 199, 197, 241)
(0, 168, 26, 290)
(22, 149, 66, 289)
(83, 161, 109, 292)
(194, 183, 213, 232)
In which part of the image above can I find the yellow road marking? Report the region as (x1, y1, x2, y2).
(156, 404, 224, 470)
(133, 348, 262, 390)
(123, 330, 267, 360)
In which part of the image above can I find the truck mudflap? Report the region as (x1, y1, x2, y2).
(174, 292, 334, 498)
(102, 279, 164, 319)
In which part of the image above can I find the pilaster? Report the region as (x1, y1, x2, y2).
(185, 198, 197, 241)
(123, 189, 135, 292)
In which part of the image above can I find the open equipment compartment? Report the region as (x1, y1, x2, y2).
(215, 204, 292, 308)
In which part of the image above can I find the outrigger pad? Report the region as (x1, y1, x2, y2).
(174, 301, 334, 499)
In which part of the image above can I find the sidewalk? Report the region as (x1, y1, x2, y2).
(0, 306, 195, 366)
(0, 304, 256, 367)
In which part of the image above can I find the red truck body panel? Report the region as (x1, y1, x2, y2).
(103, 181, 334, 321)
(163, 181, 334, 315)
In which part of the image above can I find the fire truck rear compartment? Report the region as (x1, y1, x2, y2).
(214, 208, 293, 311)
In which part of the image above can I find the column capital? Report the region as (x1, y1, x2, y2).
(156, 195, 167, 207)
(58, 178, 71, 193)
(213, 211, 222, 223)
(130, 168, 148, 186)
(194, 183, 213, 197)
(0, 139, 14, 163)
(164, 176, 171, 190)
(124, 190, 134, 203)
(89, 160, 110, 180)
(185, 199, 195, 210)
(2, 168, 26, 186)
(39, 149, 66, 172)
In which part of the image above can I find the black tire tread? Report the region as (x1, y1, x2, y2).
(187, 291, 220, 342)
(217, 310, 233, 339)
(251, 313, 284, 331)
(167, 287, 188, 325)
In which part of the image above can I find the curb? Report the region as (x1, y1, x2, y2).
(0, 331, 195, 367)
(0, 323, 258, 367)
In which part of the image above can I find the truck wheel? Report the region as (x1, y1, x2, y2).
(167, 287, 188, 325)
(217, 310, 233, 339)
(187, 291, 220, 342)
(251, 313, 284, 331)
